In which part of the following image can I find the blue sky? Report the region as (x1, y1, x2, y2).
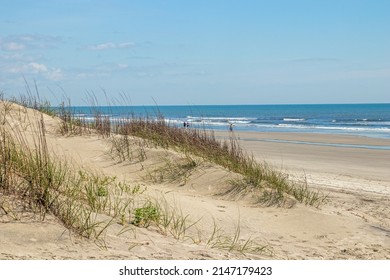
(1, 0, 389, 105)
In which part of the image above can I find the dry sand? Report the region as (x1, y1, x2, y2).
(1, 102, 389, 259)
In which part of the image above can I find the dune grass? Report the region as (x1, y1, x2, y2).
(1, 88, 331, 258)
(1, 116, 102, 238)
(1, 98, 269, 255)
(0, 101, 142, 240)
(112, 117, 326, 207)
(13, 90, 325, 207)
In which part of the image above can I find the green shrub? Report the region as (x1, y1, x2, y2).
(132, 204, 160, 227)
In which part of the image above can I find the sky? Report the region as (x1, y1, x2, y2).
(0, 0, 389, 105)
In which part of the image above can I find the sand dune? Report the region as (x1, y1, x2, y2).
(1, 102, 389, 259)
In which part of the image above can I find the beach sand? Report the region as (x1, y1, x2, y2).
(215, 131, 390, 194)
(1, 102, 389, 259)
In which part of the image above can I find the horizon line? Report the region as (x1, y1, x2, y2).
(65, 102, 390, 107)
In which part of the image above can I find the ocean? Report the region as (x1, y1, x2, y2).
(69, 103, 390, 139)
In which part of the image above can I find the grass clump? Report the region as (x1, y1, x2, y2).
(0, 105, 142, 240)
(114, 118, 325, 206)
(109, 134, 147, 164)
(56, 98, 109, 137)
(56, 99, 90, 136)
(205, 219, 269, 255)
(144, 153, 198, 185)
(8, 81, 56, 117)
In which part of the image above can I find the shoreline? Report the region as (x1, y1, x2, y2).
(240, 138, 390, 151)
(215, 131, 390, 195)
(215, 130, 390, 146)
(216, 132, 390, 150)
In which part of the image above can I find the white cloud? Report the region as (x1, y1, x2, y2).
(46, 68, 64, 81)
(28, 62, 48, 73)
(2, 61, 64, 81)
(0, 34, 61, 51)
(2, 42, 26, 51)
(5, 62, 46, 74)
(5, 66, 21, 74)
(90, 42, 116, 50)
(88, 42, 135, 50)
(117, 63, 129, 69)
(117, 42, 135, 48)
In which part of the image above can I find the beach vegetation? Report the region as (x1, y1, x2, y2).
(110, 116, 325, 206)
(132, 203, 160, 228)
(6, 88, 325, 207)
(206, 219, 269, 255)
(15, 89, 325, 207)
(0, 99, 263, 255)
(143, 152, 199, 185)
(0, 89, 328, 257)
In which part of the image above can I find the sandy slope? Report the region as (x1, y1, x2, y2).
(1, 102, 389, 259)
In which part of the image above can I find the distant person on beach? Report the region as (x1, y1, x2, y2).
(183, 121, 186, 128)
(229, 123, 233, 132)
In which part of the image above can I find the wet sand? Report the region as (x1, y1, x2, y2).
(215, 131, 390, 195)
